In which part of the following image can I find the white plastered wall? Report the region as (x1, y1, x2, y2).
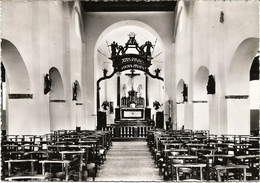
(173, 0, 259, 135)
(1, 0, 85, 135)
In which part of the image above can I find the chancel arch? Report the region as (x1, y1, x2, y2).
(94, 20, 165, 128)
(225, 37, 259, 135)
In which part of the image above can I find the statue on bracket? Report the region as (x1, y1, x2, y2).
(153, 101, 161, 110)
(207, 75, 215, 94)
(72, 81, 78, 101)
(102, 101, 109, 111)
(183, 83, 188, 102)
(44, 74, 52, 95)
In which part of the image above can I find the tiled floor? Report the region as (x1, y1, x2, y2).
(94, 141, 161, 181)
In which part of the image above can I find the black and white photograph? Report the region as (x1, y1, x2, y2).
(1, 0, 259, 182)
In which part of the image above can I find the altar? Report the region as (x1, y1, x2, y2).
(121, 108, 144, 119)
(116, 87, 147, 122)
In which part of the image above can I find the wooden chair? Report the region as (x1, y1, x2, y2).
(5, 175, 47, 181)
(215, 164, 249, 182)
(39, 160, 70, 181)
(173, 163, 206, 181)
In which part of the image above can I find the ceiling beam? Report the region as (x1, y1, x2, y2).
(81, 1, 177, 12)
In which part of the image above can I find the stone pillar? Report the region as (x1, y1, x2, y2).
(225, 95, 250, 135)
(145, 73, 149, 107)
(117, 72, 121, 107)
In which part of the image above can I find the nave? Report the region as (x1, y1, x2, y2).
(1, 0, 259, 182)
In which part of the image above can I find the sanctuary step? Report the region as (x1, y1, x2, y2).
(102, 125, 155, 140)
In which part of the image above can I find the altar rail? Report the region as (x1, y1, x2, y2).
(101, 126, 154, 139)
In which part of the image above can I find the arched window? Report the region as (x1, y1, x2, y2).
(74, 10, 82, 39)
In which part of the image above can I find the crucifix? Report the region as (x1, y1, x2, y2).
(125, 69, 140, 90)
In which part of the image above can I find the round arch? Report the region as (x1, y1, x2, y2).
(49, 67, 65, 100)
(1, 39, 32, 135)
(194, 66, 209, 101)
(94, 20, 166, 113)
(176, 79, 185, 103)
(227, 37, 259, 95)
(176, 79, 187, 130)
(225, 37, 259, 135)
(49, 67, 67, 131)
(1, 39, 30, 93)
(94, 20, 165, 75)
(71, 1, 85, 43)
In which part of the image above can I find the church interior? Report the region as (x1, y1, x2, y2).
(1, 0, 259, 181)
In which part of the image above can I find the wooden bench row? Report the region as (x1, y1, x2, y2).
(147, 129, 259, 182)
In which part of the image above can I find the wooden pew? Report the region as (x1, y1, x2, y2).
(173, 163, 206, 181)
(5, 159, 38, 176)
(215, 164, 249, 182)
(39, 160, 70, 181)
(5, 175, 47, 181)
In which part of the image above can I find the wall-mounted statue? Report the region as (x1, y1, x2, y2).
(153, 101, 161, 110)
(207, 75, 215, 94)
(44, 74, 52, 95)
(72, 81, 78, 101)
(102, 101, 109, 111)
(183, 83, 188, 102)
